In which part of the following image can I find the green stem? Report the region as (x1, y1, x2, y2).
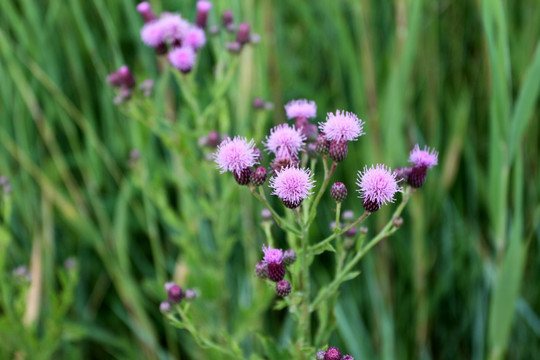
(310, 188, 412, 310)
(249, 186, 301, 235)
(307, 161, 337, 226)
(309, 211, 370, 254)
(334, 202, 342, 232)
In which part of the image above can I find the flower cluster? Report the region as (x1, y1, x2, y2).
(138, 1, 209, 73)
(160, 281, 196, 313)
(316, 346, 354, 360)
(318, 110, 365, 162)
(255, 245, 296, 297)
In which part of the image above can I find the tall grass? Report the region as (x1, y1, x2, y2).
(1, 0, 539, 359)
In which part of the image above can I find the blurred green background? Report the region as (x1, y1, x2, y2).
(1, 0, 539, 359)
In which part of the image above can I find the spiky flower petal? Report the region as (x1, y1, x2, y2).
(409, 144, 438, 168)
(356, 164, 401, 210)
(285, 99, 317, 119)
(319, 110, 365, 142)
(264, 124, 306, 156)
(269, 166, 315, 207)
(214, 137, 258, 175)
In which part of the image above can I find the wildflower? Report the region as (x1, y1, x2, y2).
(408, 145, 438, 188)
(270, 166, 315, 209)
(250, 167, 268, 186)
(136, 2, 157, 23)
(255, 261, 268, 279)
(167, 284, 183, 303)
(141, 20, 168, 47)
(330, 182, 347, 203)
(214, 137, 258, 176)
(195, 1, 212, 29)
(356, 164, 401, 212)
(168, 46, 196, 73)
(184, 26, 206, 50)
(222, 10, 234, 31)
(316, 350, 326, 360)
(236, 23, 250, 44)
(324, 347, 341, 360)
(262, 244, 285, 282)
(342, 355, 355, 360)
(319, 110, 364, 142)
(264, 124, 305, 156)
(285, 99, 317, 120)
(275, 280, 292, 297)
(315, 133, 331, 155)
(184, 289, 197, 300)
(160, 301, 171, 313)
(283, 249, 297, 265)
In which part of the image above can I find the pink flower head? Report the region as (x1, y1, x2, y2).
(141, 20, 167, 47)
(168, 46, 196, 73)
(160, 13, 190, 43)
(319, 110, 365, 141)
(214, 137, 258, 175)
(264, 124, 306, 155)
(184, 26, 207, 50)
(409, 144, 438, 168)
(356, 164, 401, 206)
(270, 166, 315, 204)
(197, 1, 212, 12)
(262, 244, 283, 264)
(285, 99, 317, 119)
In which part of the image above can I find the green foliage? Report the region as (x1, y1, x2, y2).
(1, 0, 539, 359)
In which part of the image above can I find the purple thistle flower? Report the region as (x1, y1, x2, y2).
(264, 124, 306, 156)
(356, 164, 401, 211)
(319, 110, 365, 142)
(275, 280, 292, 297)
(409, 144, 438, 168)
(262, 244, 283, 264)
(168, 46, 196, 73)
(236, 23, 250, 44)
(284, 99, 317, 120)
(137, 2, 157, 23)
(195, 1, 212, 29)
(141, 20, 167, 47)
(184, 26, 206, 50)
(214, 137, 258, 176)
(167, 284, 183, 303)
(324, 347, 341, 360)
(269, 166, 315, 209)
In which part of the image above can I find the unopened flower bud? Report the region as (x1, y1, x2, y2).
(137, 2, 157, 23)
(195, 1, 212, 29)
(362, 198, 380, 213)
(267, 262, 285, 282)
(330, 182, 347, 203)
(275, 280, 291, 297)
(167, 285, 183, 303)
(316, 350, 326, 360)
(184, 289, 197, 300)
(250, 167, 267, 186)
(236, 23, 250, 44)
(328, 140, 348, 162)
(160, 301, 171, 313)
(408, 165, 428, 188)
(118, 66, 136, 88)
(393, 216, 403, 228)
(226, 41, 242, 54)
(222, 10, 234, 29)
(261, 208, 272, 221)
(233, 167, 252, 185)
(342, 210, 355, 221)
(255, 261, 268, 279)
(315, 133, 331, 155)
(345, 226, 357, 238)
(324, 347, 341, 360)
(253, 97, 265, 109)
(283, 249, 297, 265)
(206, 131, 221, 148)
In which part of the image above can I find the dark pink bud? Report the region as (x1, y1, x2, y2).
(253, 97, 265, 109)
(107, 71, 123, 87)
(330, 182, 347, 203)
(167, 285, 183, 303)
(324, 347, 341, 360)
(222, 10, 234, 29)
(267, 262, 285, 282)
(315, 133, 331, 155)
(250, 167, 267, 186)
(206, 131, 221, 147)
(283, 249, 297, 265)
(236, 23, 250, 44)
(233, 167, 252, 185)
(118, 66, 136, 88)
(328, 140, 348, 162)
(362, 198, 380, 213)
(195, 1, 212, 29)
(408, 165, 428, 188)
(275, 280, 291, 297)
(136, 2, 157, 23)
(282, 198, 302, 209)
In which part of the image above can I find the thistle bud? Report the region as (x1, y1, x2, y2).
(283, 249, 297, 265)
(236, 23, 250, 44)
(328, 140, 348, 162)
(315, 133, 331, 155)
(250, 167, 267, 186)
(275, 280, 291, 297)
(167, 285, 183, 303)
(330, 182, 347, 203)
(233, 167, 252, 185)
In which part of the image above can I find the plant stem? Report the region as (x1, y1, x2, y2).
(307, 161, 337, 226)
(309, 211, 370, 254)
(249, 186, 301, 235)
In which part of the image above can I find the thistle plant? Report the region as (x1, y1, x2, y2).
(111, 2, 438, 359)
